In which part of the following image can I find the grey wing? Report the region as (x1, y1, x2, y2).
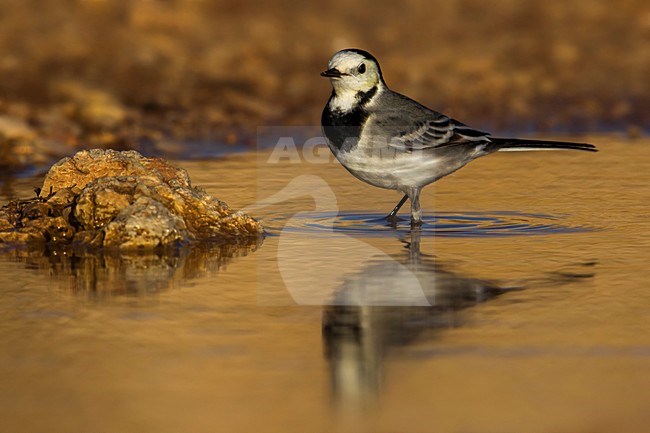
(367, 107, 492, 153)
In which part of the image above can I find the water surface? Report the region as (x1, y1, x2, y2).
(1, 137, 649, 433)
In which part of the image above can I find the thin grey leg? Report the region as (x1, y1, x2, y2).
(408, 187, 422, 226)
(386, 194, 408, 221)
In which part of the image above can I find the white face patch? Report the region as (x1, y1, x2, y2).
(325, 50, 384, 112)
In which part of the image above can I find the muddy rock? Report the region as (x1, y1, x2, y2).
(74, 176, 145, 230)
(0, 195, 76, 245)
(103, 196, 188, 249)
(0, 149, 263, 250)
(41, 148, 190, 195)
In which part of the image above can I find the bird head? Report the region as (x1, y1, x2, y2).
(321, 49, 384, 96)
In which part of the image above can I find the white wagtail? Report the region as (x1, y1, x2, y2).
(320, 49, 597, 225)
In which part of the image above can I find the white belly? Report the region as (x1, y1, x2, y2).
(332, 146, 446, 192)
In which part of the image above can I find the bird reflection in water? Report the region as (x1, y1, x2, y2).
(322, 229, 513, 407)
(322, 229, 593, 409)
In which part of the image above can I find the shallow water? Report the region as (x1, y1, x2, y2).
(1, 136, 649, 433)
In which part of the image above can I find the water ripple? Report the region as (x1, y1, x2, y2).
(263, 210, 593, 238)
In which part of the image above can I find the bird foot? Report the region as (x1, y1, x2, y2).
(385, 213, 400, 228)
(386, 213, 399, 222)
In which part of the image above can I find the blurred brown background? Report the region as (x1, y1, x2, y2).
(0, 0, 648, 166)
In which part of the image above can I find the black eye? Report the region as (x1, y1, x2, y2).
(357, 63, 366, 74)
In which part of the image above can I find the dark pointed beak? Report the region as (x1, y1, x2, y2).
(320, 68, 343, 78)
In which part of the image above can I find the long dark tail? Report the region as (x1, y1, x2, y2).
(488, 137, 597, 152)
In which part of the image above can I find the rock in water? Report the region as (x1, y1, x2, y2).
(41, 148, 191, 195)
(103, 196, 189, 249)
(0, 149, 263, 250)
